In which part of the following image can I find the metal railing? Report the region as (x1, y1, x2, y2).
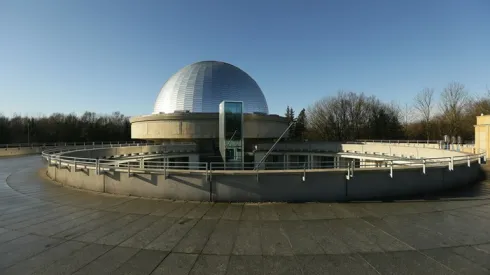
(40, 143, 486, 180)
(1, 140, 156, 149)
(357, 139, 475, 145)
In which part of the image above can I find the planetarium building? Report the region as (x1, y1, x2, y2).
(39, 60, 484, 202)
(130, 61, 289, 162)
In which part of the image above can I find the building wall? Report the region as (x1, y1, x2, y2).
(130, 113, 289, 141)
(475, 115, 490, 158)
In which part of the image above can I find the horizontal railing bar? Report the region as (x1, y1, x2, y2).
(36, 141, 485, 175)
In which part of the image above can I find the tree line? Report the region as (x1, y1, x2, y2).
(287, 81, 488, 143)
(0, 112, 131, 144)
(0, 81, 486, 144)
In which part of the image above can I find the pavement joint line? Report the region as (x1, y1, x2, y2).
(0, 235, 73, 271)
(22, 208, 103, 235)
(356, 252, 383, 275)
(147, 249, 172, 275)
(5, 206, 89, 231)
(356, 216, 462, 273)
(69, 243, 119, 274)
(0, 204, 68, 226)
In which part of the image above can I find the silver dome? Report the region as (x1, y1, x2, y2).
(153, 61, 269, 114)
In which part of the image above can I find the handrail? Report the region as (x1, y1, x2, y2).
(356, 139, 475, 144)
(40, 143, 486, 176)
(0, 140, 156, 149)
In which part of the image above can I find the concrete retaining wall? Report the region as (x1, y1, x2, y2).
(345, 144, 468, 158)
(0, 147, 45, 157)
(46, 160, 482, 202)
(256, 142, 470, 158)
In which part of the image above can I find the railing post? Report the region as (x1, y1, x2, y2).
(346, 162, 350, 179)
(74, 159, 77, 171)
(96, 158, 100, 175)
(351, 160, 354, 177)
(422, 159, 426, 174)
(389, 161, 393, 178)
(302, 163, 306, 182)
(164, 158, 167, 179)
(346, 161, 352, 180)
(467, 156, 471, 167)
(128, 163, 131, 177)
(450, 156, 454, 171)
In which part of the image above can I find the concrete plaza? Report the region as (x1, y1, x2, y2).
(1, 156, 490, 274)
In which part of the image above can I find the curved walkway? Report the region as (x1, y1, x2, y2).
(1, 156, 490, 274)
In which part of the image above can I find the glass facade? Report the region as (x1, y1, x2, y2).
(219, 101, 244, 168)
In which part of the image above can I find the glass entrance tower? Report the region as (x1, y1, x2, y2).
(219, 101, 244, 169)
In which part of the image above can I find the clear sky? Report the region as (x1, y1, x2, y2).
(1, 0, 489, 117)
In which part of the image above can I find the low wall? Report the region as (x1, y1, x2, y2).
(61, 145, 167, 158)
(46, 160, 482, 202)
(0, 147, 45, 157)
(344, 143, 468, 158)
(256, 142, 470, 158)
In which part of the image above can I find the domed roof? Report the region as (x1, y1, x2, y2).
(153, 61, 269, 114)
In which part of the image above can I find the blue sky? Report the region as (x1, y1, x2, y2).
(1, 0, 489, 117)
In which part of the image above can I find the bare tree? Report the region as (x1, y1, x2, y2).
(413, 88, 435, 140)
(306, 91, 402, 141)
(439, 82, 468, 137)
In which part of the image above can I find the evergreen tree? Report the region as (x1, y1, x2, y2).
(294, 108, 307, 140)
(285, 106, 296, 139)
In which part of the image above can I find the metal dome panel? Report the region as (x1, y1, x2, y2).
(153, 61, 269, 114)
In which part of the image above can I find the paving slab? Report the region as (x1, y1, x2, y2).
(361, 250, 455, 275)
(172, 219, 218, 254)
(152, 252, 198, 275)
(31, 243, 114, 275)
(226, 255, 262, 275)
(202, 220, 239, 255)
(423, 248, 490, 275)
(189, 254, 229, 275)
(145, 218, 199, 251)
(232, 221, 262, 256)
(72, 246, 139, 275)
(221, 204, 243, 220)
(94, 214, 160, 246)
(1, 240, 88, 275)
(110, 249, 168, 275)
(119, 217, 178, 249)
